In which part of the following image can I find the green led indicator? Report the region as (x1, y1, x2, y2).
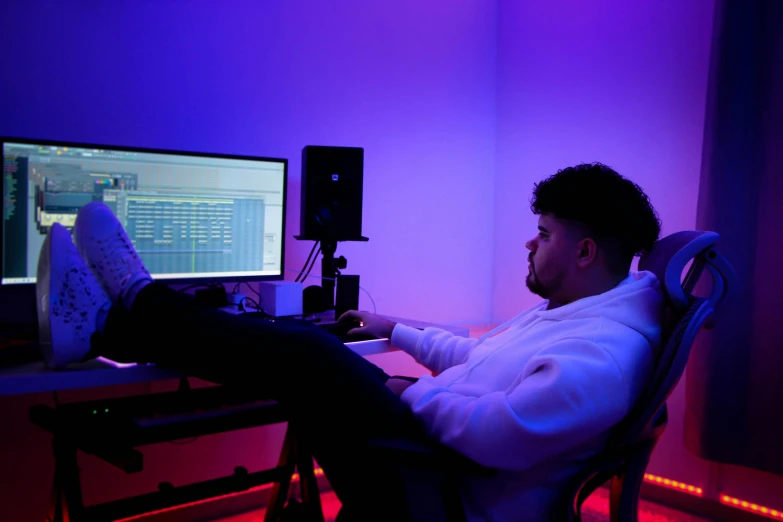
(105, 408, 109, 413)
(93, 410, 97, 414)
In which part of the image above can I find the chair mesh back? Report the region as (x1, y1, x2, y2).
(650, 296, 698, 392)
(613, 297, 706, 447)
(606, 231, 726, 448)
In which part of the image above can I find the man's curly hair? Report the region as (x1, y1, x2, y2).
(530, 163, 662, 274)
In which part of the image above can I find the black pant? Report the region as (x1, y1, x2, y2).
(92, 282, 429, 520)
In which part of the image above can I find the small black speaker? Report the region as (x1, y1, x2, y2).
(299, 146, 366, 241)
(334, 275, 360, 320)
(303, 285, 327, 316)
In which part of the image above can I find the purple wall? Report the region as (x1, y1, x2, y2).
(0, 0, 497, 327)
(493, 0, 714, 322)
(0, 1, 496, 520)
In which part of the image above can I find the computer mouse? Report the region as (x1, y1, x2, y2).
(320, 319, 375, 341)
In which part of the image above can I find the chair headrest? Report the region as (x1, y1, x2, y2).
(616, 229, 736, 446)
(638, 231, 722, 312)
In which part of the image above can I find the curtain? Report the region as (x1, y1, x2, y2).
(685, 0, 783, 476)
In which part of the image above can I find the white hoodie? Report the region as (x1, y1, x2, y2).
(391, 271, 664, 522)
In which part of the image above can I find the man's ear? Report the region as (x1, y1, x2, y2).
(576, 238, 598, 268)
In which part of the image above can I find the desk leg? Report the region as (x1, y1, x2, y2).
(47, 437, 84, 522)
(264, 426, 296, 522)
(294, 434, 324, 522)
(264, 424, 324, 522)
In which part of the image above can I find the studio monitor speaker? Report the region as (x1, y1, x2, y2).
(299, 145, 367, 242)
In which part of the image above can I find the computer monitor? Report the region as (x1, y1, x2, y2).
(1, 137, 287, 287)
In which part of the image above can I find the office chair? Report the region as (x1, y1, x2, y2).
(364, 230, 736, 522)
(564, 230, 735, 521)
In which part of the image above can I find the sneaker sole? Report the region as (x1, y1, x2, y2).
(36, 225, 91, 368)
(36, 230, 55, 366)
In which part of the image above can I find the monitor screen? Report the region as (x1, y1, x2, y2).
(1, 138, 287, 285)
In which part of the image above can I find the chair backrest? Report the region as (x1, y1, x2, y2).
(617, 231, 735, 447)
(566, 230, 736, 520)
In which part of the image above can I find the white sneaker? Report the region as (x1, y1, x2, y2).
(36, 223, 111, 368)
(73, 202, 151, 305)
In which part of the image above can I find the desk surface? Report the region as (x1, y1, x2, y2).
(0, 315, 468, 397)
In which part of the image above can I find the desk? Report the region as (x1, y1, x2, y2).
(0, 314, 468, 522)
(0, 315, 468, 397)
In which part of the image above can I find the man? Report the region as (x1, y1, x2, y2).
(38, 162, 664, 521)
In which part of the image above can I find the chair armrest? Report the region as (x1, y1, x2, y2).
(366, 437, 496, 477)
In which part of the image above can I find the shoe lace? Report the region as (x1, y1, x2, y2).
(102, 230, 148, 284)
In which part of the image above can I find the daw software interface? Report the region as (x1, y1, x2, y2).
(1, 140, 286, 284)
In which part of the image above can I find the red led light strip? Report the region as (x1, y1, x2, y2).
(644, 473, 783, 520)
(643, 473, 703, 496)
(721, 495, 783, 520)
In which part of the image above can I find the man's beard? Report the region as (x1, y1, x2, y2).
(526, 259, 551, 298)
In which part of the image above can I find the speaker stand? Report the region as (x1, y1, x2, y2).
(320, 240, 341, 310)
(294, 236, 369, 310)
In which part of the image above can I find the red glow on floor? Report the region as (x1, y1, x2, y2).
(220, 491, 343, 522)
(114, 483, 276, 522)
(115, 468, 326, 522)
(125, 470, 783, 522)
(216, 487, 714, 522)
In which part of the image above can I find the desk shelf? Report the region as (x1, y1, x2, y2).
(30, 381, 323, 522)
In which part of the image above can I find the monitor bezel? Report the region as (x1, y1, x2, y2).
(0, 136, 288, 287)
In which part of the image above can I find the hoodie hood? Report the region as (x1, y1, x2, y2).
(535, 270, 665, 350)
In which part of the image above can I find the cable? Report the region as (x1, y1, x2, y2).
(303, 246, 321, 281)
(232, 281, 261, 301)
(177, 282, 221, 294)
(225, 296, 266, 314)
(239, 296, 262, 312)
(245, 282, 261, 300)
(302, 246, 321, 282)
(360, 286, 377, 315)
(296, 241, 319, 282)
(283, 268, 378, 314)
(284, 267, 308, 278)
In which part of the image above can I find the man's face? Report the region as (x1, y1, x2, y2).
(525, 214, 573, 300)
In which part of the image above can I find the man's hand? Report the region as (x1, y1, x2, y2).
(337, 310, 397, 339)
(386, 377, 416, 397)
